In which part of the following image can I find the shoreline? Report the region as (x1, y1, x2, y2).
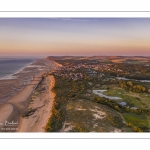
(0, 59, 60, 132)
(0, 70, 46, 132)
(0, 59, 35, 80)
(0, 60, 40, 103)
(0, 58, 57, 103)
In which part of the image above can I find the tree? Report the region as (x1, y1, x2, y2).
(127, 81, 133, 87)
(114, 105, 120, 111)
(133, 85, 146, 92)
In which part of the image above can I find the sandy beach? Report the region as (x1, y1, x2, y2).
(0, 59, 59, 132)
(18, 75, 55, 132)
(0, 71, 46, 131)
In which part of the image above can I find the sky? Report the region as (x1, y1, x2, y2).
(0, 18, 150, 57)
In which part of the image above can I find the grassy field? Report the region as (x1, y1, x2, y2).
(103, 87, 150, 109)
(97, 86, 150, 131)
(122, 113, 149, 131)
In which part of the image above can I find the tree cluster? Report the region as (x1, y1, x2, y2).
(119, 80, 147, 93)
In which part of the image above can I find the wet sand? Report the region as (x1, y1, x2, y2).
(0, 59, 56, 102)
(0, 71, 46, 131)
(0, 59, 60, 132)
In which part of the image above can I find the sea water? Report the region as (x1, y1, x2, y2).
(0, 57, 34, 79)
(0, 57, 36, 103)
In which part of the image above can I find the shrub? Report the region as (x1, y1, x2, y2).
(133, 126, 143, 132)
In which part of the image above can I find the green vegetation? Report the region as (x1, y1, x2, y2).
(103, 89, 141, 109)
(45, 101, 62, 131)
(123, 113, 149, 132)
(45, 56, 150, 132)
(45, 75, 126, 132)
(119, 80, 147, 93)
(95, 87, 150, 132)
(45, 76, 87, 132)
(47, 76, 150, 132)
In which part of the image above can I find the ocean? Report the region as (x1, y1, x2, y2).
(0, 57, 44, 103)
(0, 58, 34, 79)
(0, 57, 56, 103)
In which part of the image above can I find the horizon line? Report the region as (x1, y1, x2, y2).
(0, 55, 150, 58)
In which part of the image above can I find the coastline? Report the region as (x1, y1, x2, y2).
(0, 58, 60, 132)
(0, 59, 39, 103)
(0, 70, 46, 132)
(0, 58, 57, 103)
(0, 61, 34, 80)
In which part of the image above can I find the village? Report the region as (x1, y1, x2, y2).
(52, 61, 125, 81)
(51, 57, 150, 83)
